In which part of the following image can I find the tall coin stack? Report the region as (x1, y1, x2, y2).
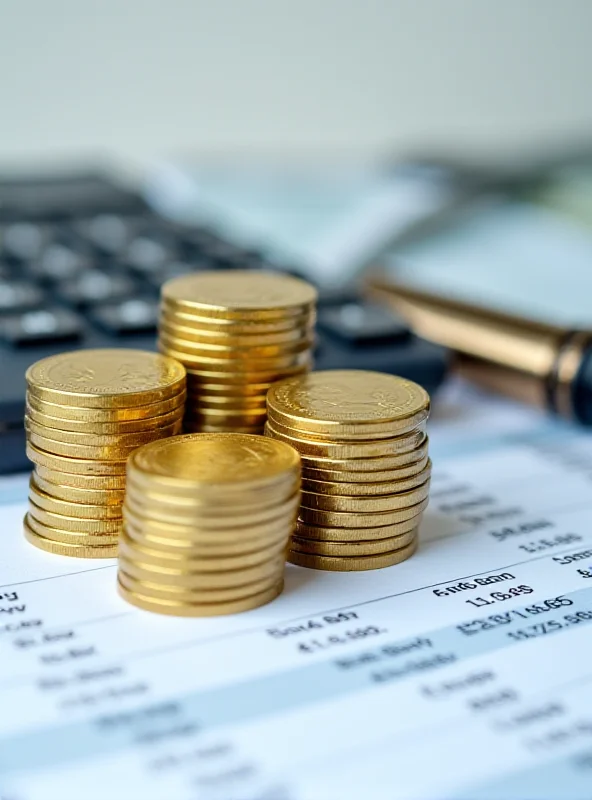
(117, 433, 301, 616)
(158, 271, 317, 434)
(265, 370, 431, 571)
(24, 349, 186, 558)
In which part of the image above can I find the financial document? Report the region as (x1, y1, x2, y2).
(2, 384, 592, 800)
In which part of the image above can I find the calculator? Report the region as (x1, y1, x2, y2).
(0, 169, 449, 474)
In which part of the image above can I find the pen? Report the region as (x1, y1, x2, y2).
(367, 277, 592, 425)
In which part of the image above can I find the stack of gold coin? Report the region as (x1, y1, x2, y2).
(117, 433, 301, 616)
(265, 370, 431, 571)
(24, 349, 186, 558)
(158, 271, 317, 434)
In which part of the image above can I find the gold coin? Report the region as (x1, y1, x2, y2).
(123, 493, 300, 530)
(125, 470, 300, 506)
(161, 271, 317, 319)
(298, 496, 429, 528)
(25, 404, 184, 435)
(187, 385, 267, 406)
(291, 528, 417, 556)
(301, 479, 430, 513)
(184, 398, 266, 422)
(288, 539, 418, 571)
(119, 528, 288, 570)
(27, 390, 186, 422)
(185, 378, 276, 397)
(123, 492, 300, 527)
(29, 478, 123, 520)
(32, 472, 126, 505)
(265, 422, 426, 458)
(123, 517, 294, 556)
(28, 500, 123, 534)
(168, 354, 313, 386)
(123, 486, 300, 522)
(301, 460, 432, 496)
(118, 567, 280, 603)
(159, 327, 315, 359)
(127, 433, 300, 492)
(33, 464, 127, 490)
(302, 453, 429, 483)
(299, 440, 430, 471)
(183, 422, 266, 435)
(117, 576, 283, 616)
(27, 442, 128, 476)
(182, 406, 268, 423)
(158, 318, 315, 346)
(186, 394, 268, 411)
(120, 551, 286, 589)
(267, 370, 430, 436)
(25, 417, 183, 448)
(158, 341, 312, 371)
(185, 409, 267, 427)
(182, 416, 268, 433)
(295, 514, 420, 542)
(26, 424, 181, 460)
(24, 513, 119, 549)
(160, 303, 315, 332)
(26, 349, 186, 408)
(267, 409, 426, 442)
(24, 520, 118, 558)
(122, 504, 297, 544)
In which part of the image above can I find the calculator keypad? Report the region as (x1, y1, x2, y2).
(0, 170, 448, 473)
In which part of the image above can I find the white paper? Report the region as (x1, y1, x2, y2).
(2, 384, 592, 800)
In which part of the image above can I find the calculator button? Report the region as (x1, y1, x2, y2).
(122, 235, 178, 276)
(0, 308, 83, 345)
(90, 298, 159, 335)
(317, 301, 410, 345)
(1, 222, 52, 262)
(29, 243, 92, 282)
(56, 270, 138, 307)
(0, 281, 45, 313)
(76, 214, 142, 256)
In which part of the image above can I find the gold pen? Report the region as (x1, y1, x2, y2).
(367, 276, 592, 425)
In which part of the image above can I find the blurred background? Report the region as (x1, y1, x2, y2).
(3, 0, 592, 475)
(2, 0, 592, 167)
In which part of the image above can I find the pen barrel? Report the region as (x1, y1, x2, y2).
(368, 278, 592, 421)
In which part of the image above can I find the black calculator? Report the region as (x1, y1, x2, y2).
(0, 169, 449, 474)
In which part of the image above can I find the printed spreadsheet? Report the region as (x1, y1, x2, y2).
(1, 382, 592, 800)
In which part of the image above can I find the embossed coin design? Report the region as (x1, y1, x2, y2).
(128, 433, 300, 491)
(161, 271, 317, 317)
(267, 370, 429, 436)
(27, 349, 186, 408)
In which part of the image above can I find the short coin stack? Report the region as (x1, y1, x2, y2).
(265, 370, 431, 571)
(24, 349, 186, 558)
(158, 271, 317, 434)
(118, 433, 301, 616)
